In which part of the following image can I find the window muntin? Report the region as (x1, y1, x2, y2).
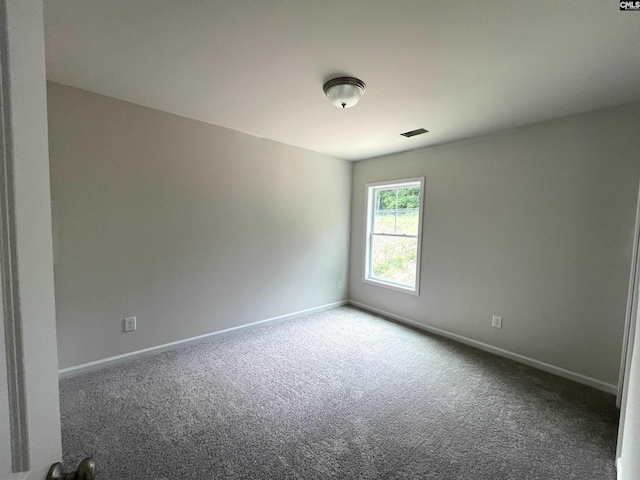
(364, 178, 424, 294)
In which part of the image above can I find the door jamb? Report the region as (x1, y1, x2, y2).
(0, 0, 30, 472)
(618, 180, 640, 408)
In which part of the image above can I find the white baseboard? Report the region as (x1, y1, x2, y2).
(349, 300, 618, 395)
(59, 298, 618, 395)
(59, 300, 348, 378)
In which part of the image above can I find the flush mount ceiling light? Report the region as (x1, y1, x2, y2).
(323, 77, 366, 109)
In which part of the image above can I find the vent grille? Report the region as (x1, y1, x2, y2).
(400, 128, 429, 137)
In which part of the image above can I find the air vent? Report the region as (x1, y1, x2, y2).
(400, 128, 429, 138)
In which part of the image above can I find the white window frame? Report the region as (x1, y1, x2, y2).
(363, 177, 425, 295)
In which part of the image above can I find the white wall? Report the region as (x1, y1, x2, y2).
(350, 103, 640, 388)
(48, 83, 352, 369)
(3, 0, 62, 477)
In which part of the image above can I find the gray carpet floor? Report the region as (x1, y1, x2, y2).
(60, 306, 619, 479)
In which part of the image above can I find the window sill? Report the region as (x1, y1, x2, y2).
(362, 277, 419, 296)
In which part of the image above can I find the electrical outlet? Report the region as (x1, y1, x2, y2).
(492, 315, 503, 329)
(124, 316, 137, 332)
(337, 280, 343, 290)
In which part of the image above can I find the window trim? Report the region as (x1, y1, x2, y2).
(362, 177, 425, 296)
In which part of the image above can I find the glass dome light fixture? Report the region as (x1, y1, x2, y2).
(323, 77, 366, 109)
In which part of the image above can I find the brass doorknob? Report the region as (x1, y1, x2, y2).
(47, 457, 95, 480)
(76, 458, 96, 480)
(46, 463, 64, 480)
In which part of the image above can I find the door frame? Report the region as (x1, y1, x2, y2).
(618, 179, 640, 407)
(1, 1, 64, 477)
(616, 178, 640, 464)
(0, 0, 29, 472)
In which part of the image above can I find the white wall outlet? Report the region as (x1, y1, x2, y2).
(124, 316, 137, 332)
(337, 280, 343, 290)
(492, 315, 503, 329)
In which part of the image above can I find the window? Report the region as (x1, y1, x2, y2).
(364, 178, 424, 294)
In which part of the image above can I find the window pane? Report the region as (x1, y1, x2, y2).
(373, 188, 397, 234)
(371, 234, 417, 287)
(394, 208, 419, 235)
(395, 187, 420, 235)
(373, 187, 420, 235)
(373, 210, 396, 234)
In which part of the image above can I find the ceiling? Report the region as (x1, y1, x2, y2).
(44, 0, 640, 161)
